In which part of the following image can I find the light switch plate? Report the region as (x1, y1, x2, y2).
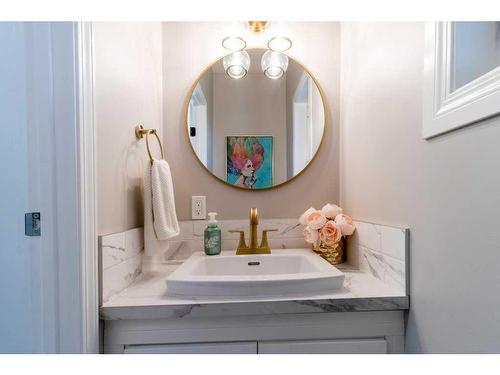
(191, 196, 206, 220)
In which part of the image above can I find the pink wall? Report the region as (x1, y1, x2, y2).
(163, 22, 341, 220)
(95, 22, 163, 235)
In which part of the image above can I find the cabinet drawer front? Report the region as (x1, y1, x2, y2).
(258, 339, 387, 354)
(124, 341, 257, 354)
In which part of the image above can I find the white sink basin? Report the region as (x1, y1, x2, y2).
(166, 249, 345, 298)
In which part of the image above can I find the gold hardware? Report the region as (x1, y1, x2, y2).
(228, 230, 248, 250)
(260, 229, 278, 251)
(229, 208, 278, 255)
(248, 21, 268, 34)
(249, 207, 259, 251)
(135, 125, 164, 164)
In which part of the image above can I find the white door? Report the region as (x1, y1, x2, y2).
(292, 102, 310, 174)
(188, 84, 208, 166)
(292, 74, 313, 175)
(0, 22, 35, 354)
(0, 22, 92, 354)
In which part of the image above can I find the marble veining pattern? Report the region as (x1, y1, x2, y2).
(166, 218, 308, 261)
(101, 253, 143, 303)
(99, 219, 409, 314)
(349, 221, 407, 295)
(100, 264, 409, 320)
(101, 227, 144, 269)
(100, 227, 144, 303)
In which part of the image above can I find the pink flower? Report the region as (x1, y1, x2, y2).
(321, 203, 343, 220)
(334, 214, 355, 236)
(303, 226, 319, 245)
(299, 207, 316, 226)
(320, 220, 342, 246)
(305, 210, 327, 230)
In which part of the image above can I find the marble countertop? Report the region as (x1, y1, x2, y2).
(100, 262, 409, 320)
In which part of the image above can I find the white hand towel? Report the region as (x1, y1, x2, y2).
(144, 159, 180, 257)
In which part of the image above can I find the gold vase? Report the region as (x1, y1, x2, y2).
(312, 239, 344, 265)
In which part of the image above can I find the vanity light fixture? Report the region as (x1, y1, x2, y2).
(221, 22, 292, 80)
(223, 50, 251, 79)
(221, 36, 247, 51)
(267, 36, 292, 52)
(261, 50, 289, 79)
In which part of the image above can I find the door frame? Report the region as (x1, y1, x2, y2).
(35, 21, 99, 353)
(75, 21, 99, 354)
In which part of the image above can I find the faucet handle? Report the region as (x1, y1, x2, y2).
(229, 230, 247, 250)
(260, 229, 278, 252)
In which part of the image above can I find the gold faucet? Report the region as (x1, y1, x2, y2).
(229, 208, 278, 255)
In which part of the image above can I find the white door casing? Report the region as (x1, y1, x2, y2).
(76, 21, 99, 355)
(0, 21, 98, 353)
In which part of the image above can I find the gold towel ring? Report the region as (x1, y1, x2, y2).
(135, 125, 164, 163)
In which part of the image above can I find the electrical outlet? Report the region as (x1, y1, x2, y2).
(191, 196, 206, 220)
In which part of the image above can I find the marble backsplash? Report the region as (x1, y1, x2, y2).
(99, 218, 409, 303)
(99, 228, 144, 303)
(165, 218, 308, 262)
(348, 221, 408, 295)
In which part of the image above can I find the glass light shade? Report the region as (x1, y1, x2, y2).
(222, 36, 246, 51)
(267, 36, 292, 52)
(223, 51, 250, 79)
(261, 50, 289, 79)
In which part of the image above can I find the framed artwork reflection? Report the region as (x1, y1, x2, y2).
(226, 135, 273, 189)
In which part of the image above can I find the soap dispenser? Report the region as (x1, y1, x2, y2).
(204, 212, 221, 256)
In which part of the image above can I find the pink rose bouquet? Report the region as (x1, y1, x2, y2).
(299, 203, 356, 248)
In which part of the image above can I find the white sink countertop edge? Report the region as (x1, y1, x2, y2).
(102, 259, 406, 309)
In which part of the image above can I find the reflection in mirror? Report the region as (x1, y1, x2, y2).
(451, 22, 500, 92)
(187, 49, 325, 190)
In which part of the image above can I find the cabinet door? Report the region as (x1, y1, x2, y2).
(124, 341, 257, 354)
(258, 339, 387, 354)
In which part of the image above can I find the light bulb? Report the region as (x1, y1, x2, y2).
(223, 51, 250, 79)
(267, 36, 292, 52)
(261, 50, 289, 79)
(222, 36, 246, 51)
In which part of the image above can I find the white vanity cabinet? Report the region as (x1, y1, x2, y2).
(99, 219, 409, 354)
(103, 310, 405, 354)
(257, 339, 388, 354)
(123, 339, 388, 354)
(124, 342, 258, 354)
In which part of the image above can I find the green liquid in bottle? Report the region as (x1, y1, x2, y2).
(204, 213, 221, 255)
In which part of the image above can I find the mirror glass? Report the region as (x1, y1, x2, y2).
(187, 49, 325, 190)
(451, 22, 500, 92)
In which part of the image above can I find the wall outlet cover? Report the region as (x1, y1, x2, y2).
(191, 196, 206, 220)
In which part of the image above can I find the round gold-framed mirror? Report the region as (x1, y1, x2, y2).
(185, 48, 327, 191)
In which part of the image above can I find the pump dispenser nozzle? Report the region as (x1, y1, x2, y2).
(208, 212, 218, 224)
